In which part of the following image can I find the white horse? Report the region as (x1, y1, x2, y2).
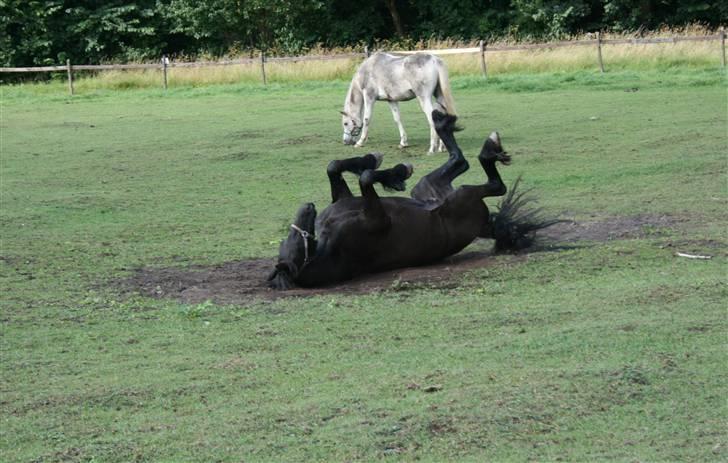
(341, 52, 458, 153)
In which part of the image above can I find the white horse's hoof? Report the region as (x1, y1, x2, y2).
(354, 143, 364, 148)
(398, 143, 409, 149)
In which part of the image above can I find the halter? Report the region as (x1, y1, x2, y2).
(290, 223, 313, 265)
(344, 125, 362, 138)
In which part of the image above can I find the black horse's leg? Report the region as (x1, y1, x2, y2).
(433, 130, 510, 239)
(430, 109, 510, 201)
(462, 134, 510, 195)
(411, 111, 469, 203)
(359, 163, 413, 230)
(476, 133, 510, 197)
(327, 153, 383, 203)
(446, 133, 511, 203)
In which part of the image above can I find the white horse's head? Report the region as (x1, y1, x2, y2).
(340, 110, 363, 145)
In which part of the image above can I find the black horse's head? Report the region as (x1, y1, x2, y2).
(267, 203, 317, 290)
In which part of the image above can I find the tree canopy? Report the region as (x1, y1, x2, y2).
(1, 0, 725, 66)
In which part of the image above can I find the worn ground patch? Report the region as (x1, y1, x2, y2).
(122, 250, 512, 305)
(119, 213, 711, 305)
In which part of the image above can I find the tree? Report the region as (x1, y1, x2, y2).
(384, 0, 405, 36)
(1, 0, 726, 68)
(161, 0, 326, 54)
(1, 0, 162, 66)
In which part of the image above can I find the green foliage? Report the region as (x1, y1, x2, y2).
(511, 0, 593, 39)
(2, 0, 726, 67)
(603, 0, 728, 31)
(66, 2, 159, 61)
(161, 0, 326, 54)
(1, 1, 64, 66)
(0, 0, 163, 66)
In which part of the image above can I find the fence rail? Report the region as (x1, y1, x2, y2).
(1, 31, 725, 94)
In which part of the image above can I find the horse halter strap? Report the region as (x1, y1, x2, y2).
(290, 224, 312, 264)
(344, 126, 362, 138)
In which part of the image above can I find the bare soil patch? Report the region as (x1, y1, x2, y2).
(121, 213, 694, 305)
(541, 213, 682, 242)
(124, 249, 509, 305)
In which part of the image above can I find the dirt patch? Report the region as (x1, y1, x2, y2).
(540, 213, 682, 242)
(123, 250, 509, 305)
(120, 213, 695, 305)
(275, 134, 324, 146)
(214, 151, 255, 161)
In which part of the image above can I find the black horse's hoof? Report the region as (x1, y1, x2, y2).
(432, 111, 459, 132)
(480, 132, 511, 165)
(403, 163, 414, 179)
(370, 152, 384, 170)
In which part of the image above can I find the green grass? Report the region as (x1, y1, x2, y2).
(1, 68, 726, 462)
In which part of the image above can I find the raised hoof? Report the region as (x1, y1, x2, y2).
(480, 131, 512, 165)
(370, 152, 384, 169)
(489, 131, 501, 147)
(403, 163, 414, 179)
(432, 111, 459, 132)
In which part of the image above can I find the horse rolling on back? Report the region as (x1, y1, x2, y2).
(269, 111, 557, 290)
(341, 52, 457, 153)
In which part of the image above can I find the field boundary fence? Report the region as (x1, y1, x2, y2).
(1, 30, 724, 95)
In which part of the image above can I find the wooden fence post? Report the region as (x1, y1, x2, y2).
(162, 55, 168, 90)
(479, 40, 487, 78)
(720, 27, 726, 69)
(260, 50, 267, 85)
(66, 59, 74, 95)
(596, 31, 604, 73)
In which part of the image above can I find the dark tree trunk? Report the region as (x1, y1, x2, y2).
(384, 0, 404, 37)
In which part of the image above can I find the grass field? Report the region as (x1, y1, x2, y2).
(1, 67, 726, 461)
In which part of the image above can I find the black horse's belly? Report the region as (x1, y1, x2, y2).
(315, 197, 479, 276)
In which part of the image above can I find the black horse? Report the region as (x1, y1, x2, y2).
(269, 111, 554, 289)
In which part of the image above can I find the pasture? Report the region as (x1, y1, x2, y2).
(1, 68, 726, 461)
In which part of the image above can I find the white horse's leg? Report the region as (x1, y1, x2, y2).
(388, 101, 409, 148)
(433, 97, 446, 152)
(417, 96, 439, 154)
(355, 94, 375, 148)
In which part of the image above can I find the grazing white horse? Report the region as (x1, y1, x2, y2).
(341, 52, 457, 153)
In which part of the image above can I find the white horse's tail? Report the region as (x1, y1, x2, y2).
(436, 61, 457, 116)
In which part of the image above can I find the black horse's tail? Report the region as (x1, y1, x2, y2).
(487, 176, 563, 252)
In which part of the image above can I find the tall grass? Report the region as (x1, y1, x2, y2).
(443, 39, 720, 76)
(5, 26, 724, 93)
(410, 25, 723, 75)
